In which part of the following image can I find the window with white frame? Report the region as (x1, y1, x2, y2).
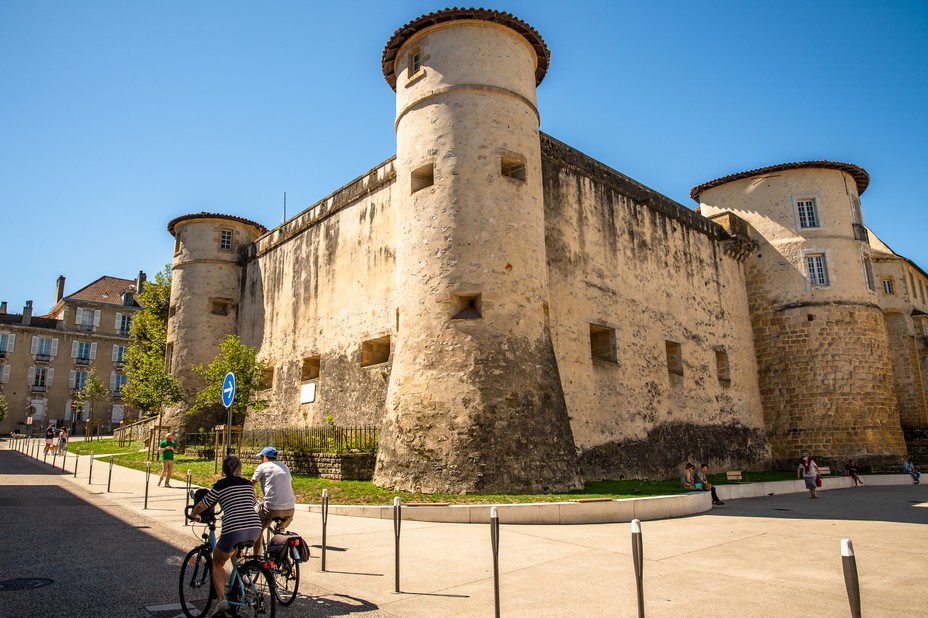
(31, 336, 57, 360)
(883, 279, 895, 295)
(76, 307, 99, 333)
(806, 254, 829, 287)
(796, 198, 820, 229)
(112, 373, 128, 395)
(31, 366, 48, 388)
(72, 341, 95, 364)
(0, 365, 10, 384)
(116, 313, 132, 336)
(113, 344, 127, 365)
(220, 229, 233, 251)
(70, 370, 89, 391)
(0, 332, 14, 357)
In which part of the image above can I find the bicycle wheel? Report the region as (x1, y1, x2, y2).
(179, 546, 214, 618)
(237, 561, 277, 618)
(272, 556, 299, 606)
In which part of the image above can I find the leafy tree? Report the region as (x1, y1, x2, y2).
(191, 335, 270, 423)
(76, 369, 110, 439)
(123, 265, 180, 424)
(0, 393, 7, 423)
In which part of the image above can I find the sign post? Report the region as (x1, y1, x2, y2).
(221, 372, 236, 456)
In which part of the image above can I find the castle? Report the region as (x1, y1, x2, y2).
(163, 8, 925, 493)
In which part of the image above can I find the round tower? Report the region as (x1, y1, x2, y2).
(165, 212, 267, 431)
(376, 9, 581, 493)
(693, 162, 905, 467)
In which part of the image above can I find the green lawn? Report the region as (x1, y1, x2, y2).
(66, 439, 805, 505)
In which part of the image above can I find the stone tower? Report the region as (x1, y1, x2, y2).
(165, 213, 267, 431)
(694, 162, 906, 466)
(376, 9, 582, 493)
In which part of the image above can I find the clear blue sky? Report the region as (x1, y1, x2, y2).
(2, 1, 926, 313)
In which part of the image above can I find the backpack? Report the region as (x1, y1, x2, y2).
(267, 532, 309, 563)
(190, 488, 216, 522)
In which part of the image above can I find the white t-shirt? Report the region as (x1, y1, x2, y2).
(251, 460, 296, 510)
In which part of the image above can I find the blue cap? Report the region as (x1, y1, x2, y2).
(258, 446, 278, 459)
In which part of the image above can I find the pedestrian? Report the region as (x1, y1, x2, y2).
(680, 462, 696, 489)
(57, 428, 69, 455)
(251, 446, 296, 556)
(14, 421, 21, 435)
(845, 459, 862, 486)
(902, 457, 921, 485)
(157, 432, 176, 487)
(797, 452, 820, 498)
(695, 462, 725, 505)
(44, 424, 55, 454)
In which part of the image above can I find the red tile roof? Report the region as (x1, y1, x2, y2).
(65, 276, 137, 305)
(690, 160, 870, 202)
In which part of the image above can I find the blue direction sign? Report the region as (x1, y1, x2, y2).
(222, 372, 236, 408)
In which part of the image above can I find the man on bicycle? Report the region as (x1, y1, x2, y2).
(191, 455, 262, 618)
(251, 446, 296, 557)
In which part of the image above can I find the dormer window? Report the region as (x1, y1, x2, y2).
(122, 293, 134, 307)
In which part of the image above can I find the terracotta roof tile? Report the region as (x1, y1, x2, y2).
(65, 276, 138, 306)
(690, 160, 869, 202)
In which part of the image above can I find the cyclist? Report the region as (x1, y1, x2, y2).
(191, 455, 262, 618)
(250, 446, 296, 557)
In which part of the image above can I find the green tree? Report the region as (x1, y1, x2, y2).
(76, 369, 110, 440)
(0, 393, 7, 423)
(123, 265, 180, 424)
(190, 335, 270, 423)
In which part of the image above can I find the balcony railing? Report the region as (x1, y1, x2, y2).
(31, 385, 47, 393)
(35, 353, 52, 363)
(112, 390, 123, 399)
(78, 323, 94, 333)
(75, 357, 90, 366)
(117, 328, 130, 337)
(0, 350, 6, 359)
(852, 223, 869, 242)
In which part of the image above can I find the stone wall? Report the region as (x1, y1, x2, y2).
(885, 312, 928, 427)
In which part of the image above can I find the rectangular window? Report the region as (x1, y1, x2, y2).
(301, 356, 321, 381)
(118, 314, 131, 336)
(883, 279, 895, 295)
(451, 292, 482, 320)
(220, 229, 233, 251)
(850, 195, 863, 225)
(411, 163, 434, 193)
(361, 336, 391, 367)
(76, 341, 92, 364)
(262, 367, 274, 389)
(665, 341, 683, 377)
(806, 254, 829, 287)
(0, 332, 13, 357)
(74, 370, 89, 391)
(210, 299, 232, 316)
(33, 367, 47, 387)
(165, 342, 174, 373)
(921, 280, 926, 303)
(122, 293, 135, 307)
(796, 198, 819, 228)
(500, 154, 526, 181)
(411, 48, 421, 74)
(79, 308, 95, 333)
(113, 344, 127, 365)
(863, 255, 875, 292)
(589, 324, 617, 363)
(911, 273, 918, 300)
(34, 337, 52, 361)
(715, 350, 731, 386)
(113, 373, 128, 396)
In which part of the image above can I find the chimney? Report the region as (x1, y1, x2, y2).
(136, 270, 147, 293)
(55, 275, 66, 304)
(23, 300, 33, 325)
(0, 301, 6, 314)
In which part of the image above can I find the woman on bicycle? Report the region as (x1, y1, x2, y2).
(191, 455, 262, 618)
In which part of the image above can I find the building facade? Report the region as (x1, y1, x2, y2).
(161, 9, 921, 492)
(0, 274, 144, 434)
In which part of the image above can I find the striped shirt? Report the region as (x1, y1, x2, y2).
(201, 476, 261, 534)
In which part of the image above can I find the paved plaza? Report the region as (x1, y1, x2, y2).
(0, 441, 925, 617)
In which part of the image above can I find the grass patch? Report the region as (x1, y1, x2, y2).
(70, 439, 807, 505)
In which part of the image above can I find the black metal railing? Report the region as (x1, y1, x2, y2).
(76, 356, 90, 365)
(35, 353, 52, 363)
(31, 385, 47, 393)
(183, 425, 379, 455)
(78, 323, 94, 333)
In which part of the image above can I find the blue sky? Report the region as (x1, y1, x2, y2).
(1, 1, 926, 313)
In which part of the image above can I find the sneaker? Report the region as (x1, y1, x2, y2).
(712, 500, 725, 506)
(209, 600, 230, 617)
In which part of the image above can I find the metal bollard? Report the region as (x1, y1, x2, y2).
(51, 449, 58, 468)
(43, 446, 48, 464)
(144, 462, 151, 509)
(321, 489, 329, 572)
(393, 497, 402, 593)
(71, 452, 77, 476)
(107, 457, 114, 493)
(631, 519, 645, 618)
(841, 539, 862, 618)
(490, 506, 501, 618)
(184, 470, 192, 526)
(88, 452, 94, 484)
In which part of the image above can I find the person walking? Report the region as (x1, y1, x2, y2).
(798, 452, 820, 498)
(57, 428, 69, 455)
(251, 446, 296, 556)
(157, 432, 176, 487)
(44, 424, 55, 454)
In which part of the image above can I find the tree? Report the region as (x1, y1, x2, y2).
(190, 335, 270, 424)
(76, 369, 110, 439)
(123, 265, 181, 424)
(0, 393, 7, 423)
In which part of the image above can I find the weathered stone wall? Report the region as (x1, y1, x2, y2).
(540, 135, 768, 480)
(239, 161, 397, 430)
(884, 312, 928, 427)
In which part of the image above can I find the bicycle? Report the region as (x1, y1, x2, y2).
(261, 515, 303, 606)
(180, 505, 277, 618)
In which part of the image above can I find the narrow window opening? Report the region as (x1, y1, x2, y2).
(220, 229, 233, 251)
(210, 299, 232, 316)
(807, 314, 815, 322)
(301, 356, 321, 381)
(411, 164, 434, 193)
(590, 324, 617, 363)
(715, 350, 731, 386)
(262, 367, 274, 389)
(174, 237, 181, 255)
(451, 293, 482, 320)
(500, 155, 526, 181)
(883, 279, 895, 295)
(665, 341, 683, 377)
(165, 343, 173, 373)
(169, 305, 177, 318)
(863, 255, 875, 292)
(408, 47, 422, 76)
(361, 336, 391, 367)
